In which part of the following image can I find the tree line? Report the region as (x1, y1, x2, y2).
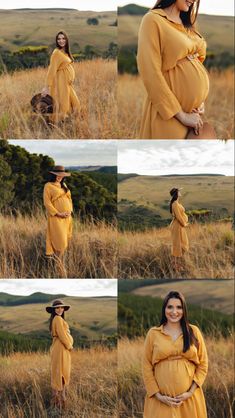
(0, 141, 117, 222)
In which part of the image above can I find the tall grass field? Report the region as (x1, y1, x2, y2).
(0, 347, 118, 418)
(0, 213, 117, 278)
(0, 59, 117, 139)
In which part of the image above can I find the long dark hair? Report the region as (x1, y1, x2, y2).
(160, 291, 198, 352)
(56, 31, 74, 61)
(49, 310, 65, 332)
(169, 188, 179, 214)
(47, 172, 69, 192)
(152, 0, 200, 27)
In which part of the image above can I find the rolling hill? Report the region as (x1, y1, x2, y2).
(0, 294, 117, 339)
(118, 174, 234, 223)
(0, 8, 117, 53)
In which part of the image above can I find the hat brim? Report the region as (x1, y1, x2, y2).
(49, 171, 71, 177)
(46, 305, 70, 313)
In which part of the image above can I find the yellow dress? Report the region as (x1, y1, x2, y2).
(170, 200, 189, 257)
(137, 9, 209, 139)
(143, 324, 208, 418)
(46, 48, 81, 122)
(51, 315, 74, 391)
(43, 182, 73, 255)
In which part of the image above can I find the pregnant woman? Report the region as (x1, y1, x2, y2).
(143, 291, 208, 418)
(137, 0, 210, 139)
(46, 299, 73, 411)
(42, 31, 81, 123)
(43, 166, 73, 260)
(169, 188, 189, 269)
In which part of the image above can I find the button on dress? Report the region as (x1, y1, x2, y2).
(137, 9, 210, 139)
(46, 48, 81, 122)
(169, 201, 189, 257)
(143, 325, 208, 418)
(51, 315, 74, 391)
(43, 182, 73, 255)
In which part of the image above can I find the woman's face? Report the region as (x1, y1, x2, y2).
(165, 298, 183, 323)
(56, 175, 63, 183)
(175, 0, 196, 12)
(55, 306, 64, 315)
(57, 34, 67, 48)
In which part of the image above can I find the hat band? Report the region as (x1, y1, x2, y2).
(52, 170, 66, 173)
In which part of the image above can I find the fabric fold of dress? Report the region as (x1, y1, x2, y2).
(169, 200, 189, 257)
(43, 182, 73, 255)
(137, 9, 210, 139)
(143, 324, 208, 418)
(46, 48, 81, 122)
(51, 315, 73, 391)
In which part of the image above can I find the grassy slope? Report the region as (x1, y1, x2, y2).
(131, 280, 234, 314)
(0, 9, 117, 52)
(0, 296, 117, 338)
(118, 175, 234, 218)
(118, 13, 234, 54)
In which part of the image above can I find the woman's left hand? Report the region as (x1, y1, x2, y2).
(175, 391, 193, 402)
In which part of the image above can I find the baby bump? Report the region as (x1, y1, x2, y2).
(165, 59, 209, 112)
(65, 65, 75, 84)
(53, 196, 72, 213)
(155, 359, 195, 396)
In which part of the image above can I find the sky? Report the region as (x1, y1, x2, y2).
(2, 0, 234, 15)
(118, 140, 235, 176)
(118, 0, 234, 16)
(0, 0, 117, 11)
(0, 279, 117, 297)
(9, 140, 117, 167)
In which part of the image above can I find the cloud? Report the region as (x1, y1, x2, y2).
(0, 279, 117, 297)
(118, 140, 234, 176)
(9, 140, 117, 166)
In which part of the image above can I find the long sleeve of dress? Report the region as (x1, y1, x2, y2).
(43, 184, 58, 216)
(193, 327, 208, 387)
(46, 49, 63, 87)
(137, 13, 182, 120)
(54, 316, 73, 350)
(143, 330, 160, 397)
(173, 202, 187, 227)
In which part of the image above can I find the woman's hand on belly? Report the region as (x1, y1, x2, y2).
(175, 391, 193, 402)
(155, 393, 183, 407)
(175, 110, 203, 135)
(56, 211, 71, 218)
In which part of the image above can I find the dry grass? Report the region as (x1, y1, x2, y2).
(0, 346, 118, 418)
(118, 222, 234, 279)
(118, 336, 234, 418)
(117, 69, 235, 139)
(0, 59, 117, 139)
(0, 213, 117, 278)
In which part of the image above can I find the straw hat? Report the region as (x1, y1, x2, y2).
(31, 93, 54, 114)
(49, 165, 71, 177)
(46, 299, 70, 313)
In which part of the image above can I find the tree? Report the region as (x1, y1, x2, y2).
(0, 157, 14, 210)
(87, 17, 99, 25)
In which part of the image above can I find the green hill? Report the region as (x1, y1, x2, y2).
(0, 292, 66, 306)
(118, 174, 234, 230)
(0, 293, 117, 354)
(0, 8, 117, 53)
(118, 4, 148, 15)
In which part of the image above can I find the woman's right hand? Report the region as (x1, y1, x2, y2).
(175, 110, 203, 135)
(155, 392, 182, 407)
